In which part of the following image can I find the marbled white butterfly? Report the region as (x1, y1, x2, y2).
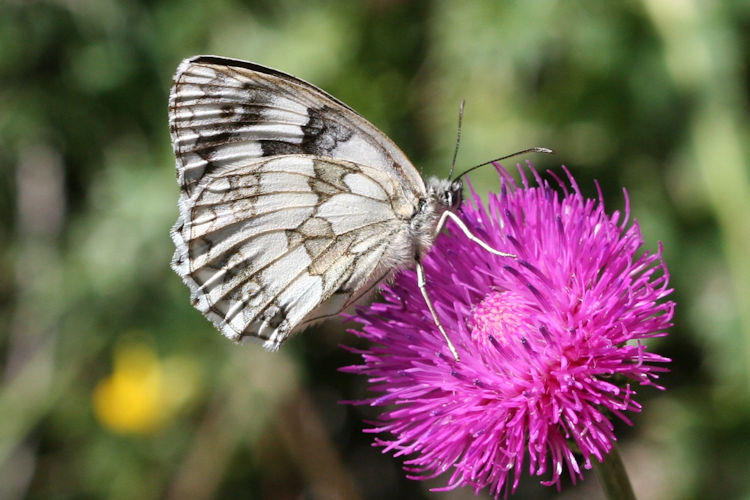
(169, 55, 548, 360)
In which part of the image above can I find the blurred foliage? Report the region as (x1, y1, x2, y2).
(1, 0, 749, 499)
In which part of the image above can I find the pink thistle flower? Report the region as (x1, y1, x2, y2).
(341, 164, 674, 498)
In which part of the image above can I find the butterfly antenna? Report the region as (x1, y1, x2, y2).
(447, 99, 465, 180)
(455, 147, 555, 180)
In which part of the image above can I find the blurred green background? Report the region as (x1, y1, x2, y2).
(1, 1, 749, 499)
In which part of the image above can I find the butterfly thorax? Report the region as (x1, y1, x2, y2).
(410, 176, 463, 257)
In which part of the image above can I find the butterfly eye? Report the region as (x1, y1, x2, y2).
(449, 181, 463, 209)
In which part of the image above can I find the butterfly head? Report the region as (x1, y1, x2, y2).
(426, 176, 464, 211)
(408, 177, 464, 255)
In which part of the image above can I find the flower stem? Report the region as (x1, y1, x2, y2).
(593, 444, 636, 500)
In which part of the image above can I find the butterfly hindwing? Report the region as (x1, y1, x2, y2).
(171, 153, 417, 349)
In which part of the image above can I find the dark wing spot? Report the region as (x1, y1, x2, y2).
(260, 105, 355, 159)
(301, 106, 354, 155)
(220, 104, 236, 118)
(264, 305, 286, 330)
(260, 140, 305, 156)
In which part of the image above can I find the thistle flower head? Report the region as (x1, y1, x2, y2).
(342, 164, 674, 498)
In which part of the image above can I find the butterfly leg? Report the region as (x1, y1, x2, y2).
(436, 210, 516, 258)
(416, 260, 460, 361)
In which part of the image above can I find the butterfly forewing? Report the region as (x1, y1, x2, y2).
(169, 56, 424, 196)
(169, 56, 428, 349)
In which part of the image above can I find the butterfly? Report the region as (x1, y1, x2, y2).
(168, 55, 546, 360)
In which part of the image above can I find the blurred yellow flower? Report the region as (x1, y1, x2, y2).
(93, 339, 199, 434)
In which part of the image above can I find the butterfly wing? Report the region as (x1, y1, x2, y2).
(171, 155, 416, 349)
(168, 56, 425, 348)
(169, 55, 425, 197)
